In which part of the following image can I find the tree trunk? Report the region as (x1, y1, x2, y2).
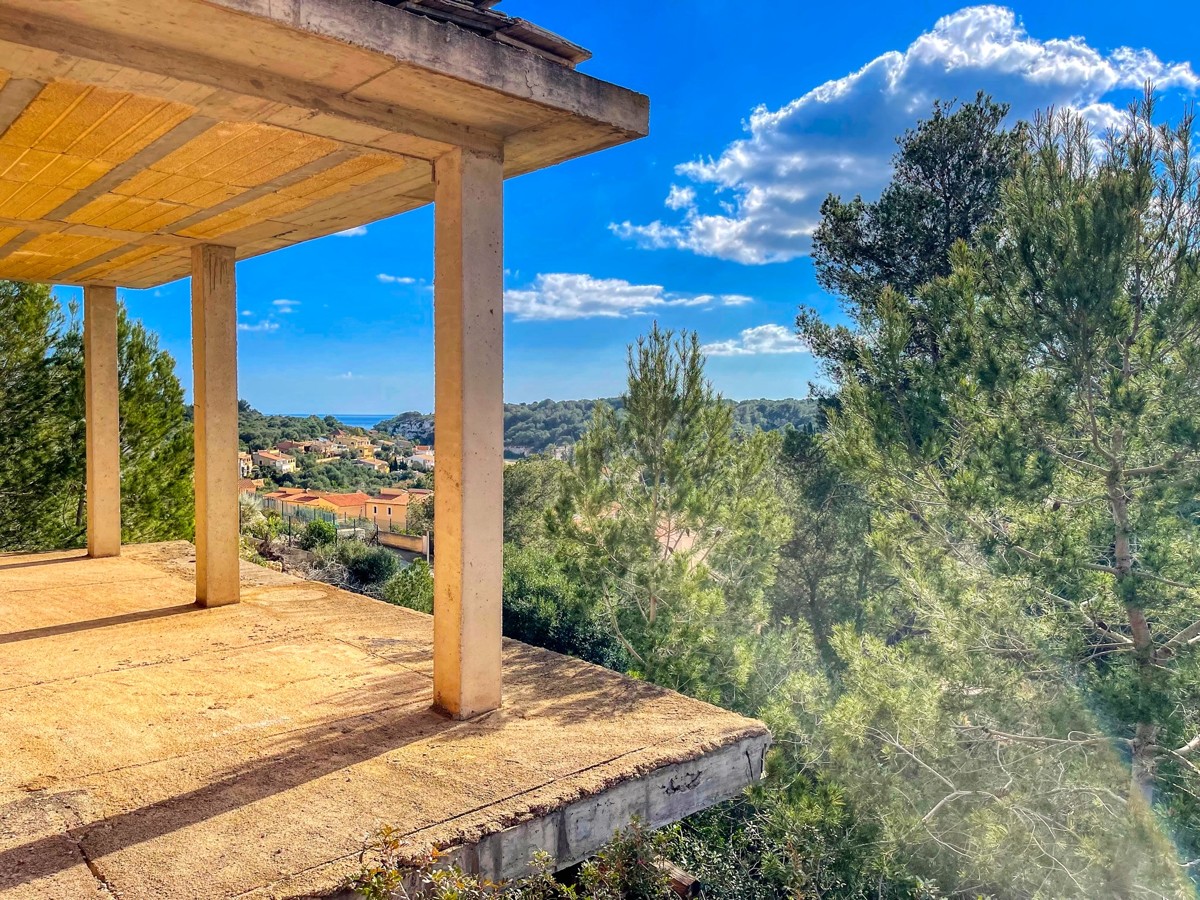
(1109, 430, 1158, 807)
(1131, 720, 1159, 808)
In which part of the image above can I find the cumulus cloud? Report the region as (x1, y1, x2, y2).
(272, 298, 300, 313)
(613, 5, 1199, 264)
(504, 273, 753, 322)
(335, 225, 368, 237)
(378, 273, 417, 284)
(702, 324, 808, 357)
(237, 319, 280, 333)
(665, 185, 696, 210)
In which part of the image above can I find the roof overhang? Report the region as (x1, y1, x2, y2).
(0, 0, 648, 288)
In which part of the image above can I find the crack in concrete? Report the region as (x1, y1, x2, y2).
(59, 796, 120, 898)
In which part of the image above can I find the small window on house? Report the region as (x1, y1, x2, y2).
(387, 507, 392, 515)
(373, 506, 377, 514)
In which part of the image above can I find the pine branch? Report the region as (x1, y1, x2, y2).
(1125, 451, 1199, 477)
(955, 724, 1128, 749)
(1164, 619, 1200, 651)
(1176, 734, 1200, 757)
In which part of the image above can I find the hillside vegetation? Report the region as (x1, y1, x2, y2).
(374, 397, 817, 457)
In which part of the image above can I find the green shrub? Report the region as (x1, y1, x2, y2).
(502, 545, 628, 670)
(383, 559, 434, 613)
(346, 820, 672, 899)
(576, 818, 671, 900)
(336, 540, 399, 586)
(299, 519, 336, 549)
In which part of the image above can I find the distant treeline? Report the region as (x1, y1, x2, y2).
(374, 397, 817, 457)
(237, 402, 364, 452)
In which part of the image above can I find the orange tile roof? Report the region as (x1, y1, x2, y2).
(319, 492, 370, 508)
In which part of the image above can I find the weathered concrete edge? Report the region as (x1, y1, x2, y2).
(467, 733, 772, 880)
(316, 733, 770, 898)
(205, 0, 651, 136)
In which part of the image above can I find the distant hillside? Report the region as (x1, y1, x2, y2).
(373, 411, 435, 444)
(375, 398, 817, 458)
(238, 403, 354, 452)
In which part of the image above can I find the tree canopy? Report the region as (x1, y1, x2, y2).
(0, 282, 193, 550)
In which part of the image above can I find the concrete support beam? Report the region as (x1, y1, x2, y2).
(432, 146, 504, 719)
(191, 244, 240, 608)
(83, 284, 121, 558)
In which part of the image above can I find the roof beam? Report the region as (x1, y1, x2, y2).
(0, 4, 503, 160)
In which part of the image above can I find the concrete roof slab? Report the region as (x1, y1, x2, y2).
(0, 0, 647, 287)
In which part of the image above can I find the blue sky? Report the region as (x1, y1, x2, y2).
(55, 1, 1200, 414)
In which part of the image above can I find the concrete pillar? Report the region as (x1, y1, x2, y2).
(191, 244, 240, 608)
(84, 285, 121, 558)
(432, 146, 505, 719)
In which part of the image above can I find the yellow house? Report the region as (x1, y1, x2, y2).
(261, 488, 370, 522)
(251, 449, 297, 474)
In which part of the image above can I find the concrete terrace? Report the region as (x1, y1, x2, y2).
(0, 543, 770, 899)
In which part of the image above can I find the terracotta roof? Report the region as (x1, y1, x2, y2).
(320, 492, 371, 508)
(369, 491, 412, 505)
(372, 0, 591, 67)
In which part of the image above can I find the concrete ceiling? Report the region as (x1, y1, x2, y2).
(0, 0, 648, 288)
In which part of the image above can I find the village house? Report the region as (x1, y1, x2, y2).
(261, 487, 371, 522)
(275, 439, 313, 454)
(251, 449, 297, 474)
(409, 444, 435, 470)
(363, 486, 423, 531)
(353, 456, 390, 473)
(308, 438, 336, 457)
(238, 451, 252, 478)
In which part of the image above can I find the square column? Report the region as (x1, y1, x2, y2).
(192, 244, 240, 608)
(433, 146, 505, 719)
(84, 285, 121, 558)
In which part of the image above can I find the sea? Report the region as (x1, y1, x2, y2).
(281, 414, 393, 430)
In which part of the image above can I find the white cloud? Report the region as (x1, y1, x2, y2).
(378, 273, 417, 284)
(665, 185, 696, 211)
(614, 5, 1199, 264)
(334, 371, 355, 380)
(237, 319, 280, 333)
(240, 309, 252, 316)
(504, 273, 754, 322)
(272, 298, 300, 313)
(335, 225, 368, 237)
(702, 324, 808, 357)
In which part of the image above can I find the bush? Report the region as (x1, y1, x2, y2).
(503, 545, 628, 670)
(346, 820, 671, 900)
(383, 559, 434, 613)
(337, 540, 399, 586)
(299, 519, 336, 550)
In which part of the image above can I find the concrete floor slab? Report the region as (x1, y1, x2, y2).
(0, 542, 769, 899)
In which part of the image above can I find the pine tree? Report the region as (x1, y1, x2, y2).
(0, 282, 80, 549)
(821, 94, 1200, 893)
(553, 323, 789, 693)
(804, 93, 1026, 383)
(0, 282, 194, 550)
